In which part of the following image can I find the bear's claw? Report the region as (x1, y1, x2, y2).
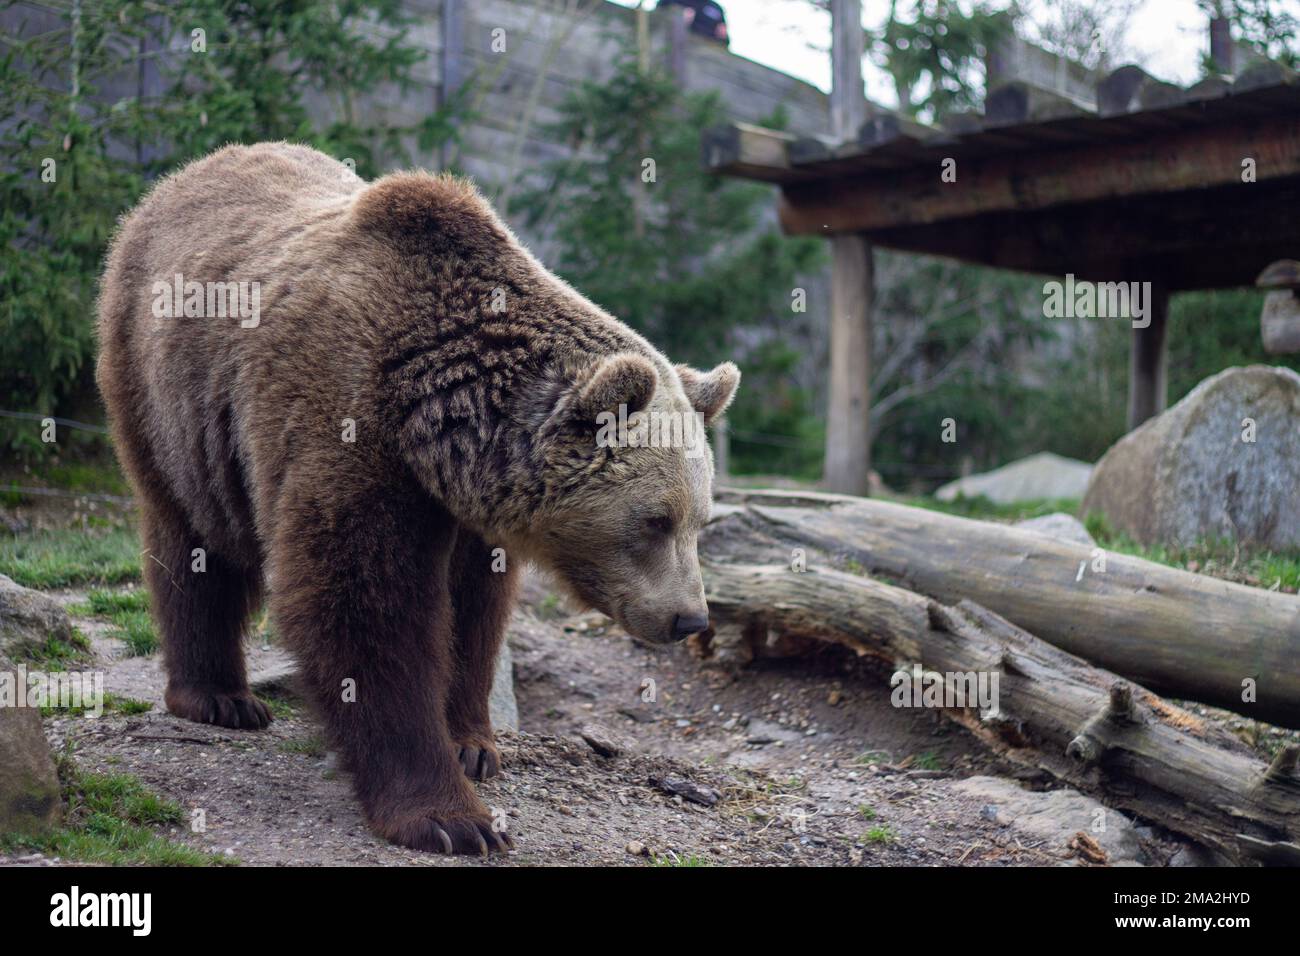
(378, 809, 513, 855)
(165, 685, 273, 729)
(456, 739, 502, 780)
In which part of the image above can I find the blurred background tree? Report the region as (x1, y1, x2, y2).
(0, 0, 462, 454)
(511, 48, 826, 477)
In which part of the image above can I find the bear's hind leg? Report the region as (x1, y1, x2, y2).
(140, 492, 270, 730)
(446, 530, 519, 780)
(271, 489, 511, 855)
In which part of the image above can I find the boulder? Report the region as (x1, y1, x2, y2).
(489, 640, 518, 732)
(1082, 366, 1300, 550)
(0, 574, 65, 836)
(935, 452, 1093, 504)
(950, 776, 1145, 865)
(0, 573, 76, 660)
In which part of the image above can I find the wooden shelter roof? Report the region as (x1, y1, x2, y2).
(705, 63, 1300, 291)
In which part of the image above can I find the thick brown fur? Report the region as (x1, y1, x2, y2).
(96, 143, 737, 855)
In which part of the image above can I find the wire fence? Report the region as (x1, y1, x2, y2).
(0, 411, 959, 500)
(0, 409, 110, 435)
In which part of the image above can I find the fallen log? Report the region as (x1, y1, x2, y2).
(708, 489, 1300, 729)
(697, 533, 1300, 864)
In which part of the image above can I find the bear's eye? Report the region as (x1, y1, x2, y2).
(645, 514, 674, 535)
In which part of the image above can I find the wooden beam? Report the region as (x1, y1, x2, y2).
(983, 81, 1090, 126)
(777, 113, 1300, 235)
(702, 123, 799, 183)
(858, 179, 1300, 290)
(1128, 282, 1169, 430)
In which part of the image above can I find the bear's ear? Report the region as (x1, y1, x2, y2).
(351, 171, 504, 250)
(575, 353, 658, 424)
(676, 362, 740, 425)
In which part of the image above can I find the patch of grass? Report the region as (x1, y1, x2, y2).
(910, 751, 943, 771)
(0, 527, 141, 589)
(40, 693, 153, 719)
(260, 690, 299, 719)
(1084, 514, 1300, 594)
(37, 460, 131, 497)
(857, 805, 877, 820)
(15, 626, 92, 667)
(864, 825, 895, 845)
(652, 852, 709, 867)
(537, 593, 563, 619)
(278, 734, 327, 758)
(908, 495, 1082, 523)
(1, 763, 229, 866)
(73, 588, 157, 656)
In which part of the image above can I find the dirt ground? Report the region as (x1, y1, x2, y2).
(1, 557, 1210, 868)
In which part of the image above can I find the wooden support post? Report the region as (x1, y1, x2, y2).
(825, 238, 873, 494)
(824, 0, 872, 495)
(439, 0, 464, 171)
(667, 4, 687, 86)
(1127, 281, 1169, 430)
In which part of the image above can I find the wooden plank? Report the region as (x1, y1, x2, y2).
(702, 123, 803, 183)
(983, 81, 1091, 127)
(1097, 64, 1186, 116)
(777, 110, 1300, 234)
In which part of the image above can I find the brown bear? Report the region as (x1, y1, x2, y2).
(96, 142, 738, 855)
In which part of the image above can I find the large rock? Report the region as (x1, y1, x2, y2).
(0, 574, 64, 836)
(950, 776, 1145, 865)
(1082, 366, 1300, 550)
(0, 573, 76, 659)
(935, 452, 1093, 504)
(489, 640, 518, 732)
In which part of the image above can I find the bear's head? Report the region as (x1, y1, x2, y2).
(528, 355, 739, 645)
(356, 169, 739, 645)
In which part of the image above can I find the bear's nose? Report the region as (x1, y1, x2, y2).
(672, 612, 710, 641)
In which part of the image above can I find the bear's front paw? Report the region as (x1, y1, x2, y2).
(165, 685, 273, 729)
(373, 802, 513, 855)
(455, 735, 502, 781)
